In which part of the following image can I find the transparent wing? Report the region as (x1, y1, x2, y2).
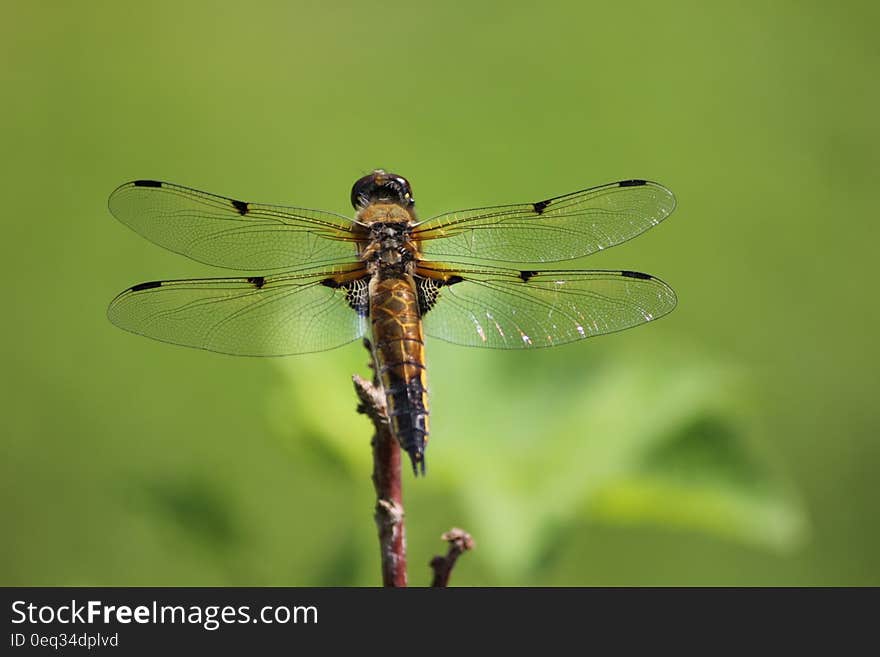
(108, 266, 369, 356)
(109, 180, 361, 271)
(417, 264, 676, 349)
(414, 179, 675, 264)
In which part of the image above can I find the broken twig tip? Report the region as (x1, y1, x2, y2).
(442, 528, 475, 552)
(430, 527, 474, 587)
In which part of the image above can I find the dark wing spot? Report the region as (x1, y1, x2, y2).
(416, 274, 465, 315)
(532, 199, 551, 214)
(130, 280, 162, 292)
(417, 278, 441, 315)
(133, 180, 162, 188)
(344, 280, 369, 317)
(618, 179, 647, 187)
(620, 270, 652, 280)
(231, 199, 249, 215)
(247, 276, 265, 289)
(320, 278, 341, 289)
(519, 270, 538, 282)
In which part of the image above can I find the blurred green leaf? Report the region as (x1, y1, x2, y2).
(586, 414, 807, 552)
(273, 344, 806, 581)
(128, 475, 242, 551)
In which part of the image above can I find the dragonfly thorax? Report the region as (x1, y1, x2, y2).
(356, 201, 419, 271)
(369, 221, 410, 243)
(361, 222, 417, 270)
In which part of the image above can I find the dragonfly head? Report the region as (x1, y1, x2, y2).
(351, 169, 414, 210)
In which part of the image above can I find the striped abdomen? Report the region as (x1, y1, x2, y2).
(369, 273, 430, 475)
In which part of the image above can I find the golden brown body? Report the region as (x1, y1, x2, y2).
(369, 273, 430, 471)
(357, 202, 430, 473)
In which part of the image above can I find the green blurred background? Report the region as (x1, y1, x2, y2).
(2, 0, 878, 586)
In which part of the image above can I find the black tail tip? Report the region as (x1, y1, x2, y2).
(407, 450, 426, 477)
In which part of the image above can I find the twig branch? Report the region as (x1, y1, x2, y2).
(354, 339, 407, 587)
(430, 528, 475, 587)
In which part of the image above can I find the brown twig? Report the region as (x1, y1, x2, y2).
(354, 339, 407, 587)
(430, 528, 475, 587)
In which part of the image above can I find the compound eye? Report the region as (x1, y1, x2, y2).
(350, 170, 415, 209)
(350, 173, 377, 210)
(389, 175, 415, 207)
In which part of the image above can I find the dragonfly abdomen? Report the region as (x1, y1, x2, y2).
(369, 274, 430, 475)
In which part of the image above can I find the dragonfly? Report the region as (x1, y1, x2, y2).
(107, 170, 677, 475)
